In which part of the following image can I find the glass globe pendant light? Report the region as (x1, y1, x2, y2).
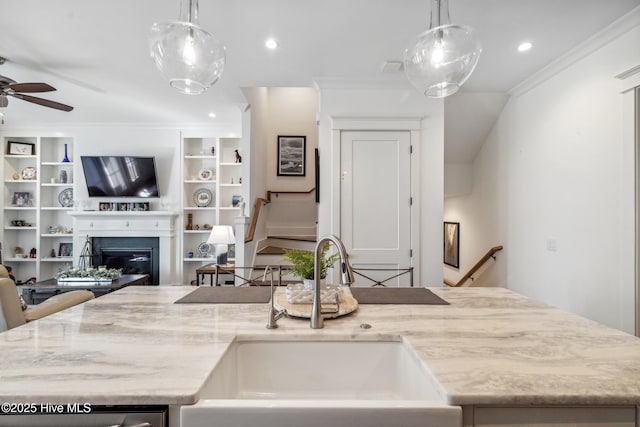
(149, 0, 226, 95)
(404, 0, 481, 98)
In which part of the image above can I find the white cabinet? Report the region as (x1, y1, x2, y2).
(1, 136, 74, 283)
(180, 136, 245, 285)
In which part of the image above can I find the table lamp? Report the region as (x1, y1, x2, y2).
(207, 225, 235, 264)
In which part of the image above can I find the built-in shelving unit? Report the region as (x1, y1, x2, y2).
(180, 136, 245, 284)
(1, 136, 74, 283)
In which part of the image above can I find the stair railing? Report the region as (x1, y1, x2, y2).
(245, 188, 316, 244)
(443, 245, 503, 287)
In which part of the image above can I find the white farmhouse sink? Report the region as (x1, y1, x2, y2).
(181, 336, 461, 427)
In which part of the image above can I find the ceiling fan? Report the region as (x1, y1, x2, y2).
(0, 57, 73, 112)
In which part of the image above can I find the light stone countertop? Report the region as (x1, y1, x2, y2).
(1, 286, 640, 406)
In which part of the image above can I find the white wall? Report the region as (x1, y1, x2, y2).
(317, 86, 444, 287)
(241, 87, 319, 242)
(446, 20, 640, 332)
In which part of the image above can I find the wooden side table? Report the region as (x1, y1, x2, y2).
(195, 263, 235, 286)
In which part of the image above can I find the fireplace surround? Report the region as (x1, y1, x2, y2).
(69, 211, 178, 285)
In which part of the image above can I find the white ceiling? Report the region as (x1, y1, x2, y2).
(1, 0, 638, 162)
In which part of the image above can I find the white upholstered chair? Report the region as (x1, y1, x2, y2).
(0, 265, 94, 333)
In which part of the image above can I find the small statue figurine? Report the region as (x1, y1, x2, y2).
(234, 149, 242, 163)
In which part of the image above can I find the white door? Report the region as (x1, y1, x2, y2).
(340, 131, 412, 287)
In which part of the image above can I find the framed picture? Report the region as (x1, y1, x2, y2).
(277, 135, 306, 176)
(99, 202, 115, 211)
(7, 141, 35, 156)
(228, 244, 236, 260)
(231, 195, 242, 207)
(11, 192, 31, 207)
(444, 222, 460, 268)
(58, 242, 73, 258)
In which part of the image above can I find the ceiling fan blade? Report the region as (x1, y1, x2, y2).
(5, 82, 56, 93)
(10, 93, 73, 112)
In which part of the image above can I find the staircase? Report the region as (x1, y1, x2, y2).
(245, 189, 318, 281)
(254, 235, 316, 268)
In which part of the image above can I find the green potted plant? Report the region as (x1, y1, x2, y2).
(284, 247, 339, 288)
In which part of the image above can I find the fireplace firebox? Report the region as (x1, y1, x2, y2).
(92, 237, 160, 285)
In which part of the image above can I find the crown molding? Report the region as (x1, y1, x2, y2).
(509, 5, 640, 97)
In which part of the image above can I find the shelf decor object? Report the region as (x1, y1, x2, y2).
(7, 141, 34, 155)
(20, 166, 36, 180)
(148, 0, 226, 95)
(62, 143, 70, 162)
(207, 225, 235, 261)
(58, 188, 74, 207)
(404, 0, 482, 98)
(193, 188, 213, 207)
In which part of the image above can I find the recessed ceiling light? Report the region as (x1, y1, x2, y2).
(517, 41, 533, 52)
(265, 39, 278, 49)
(208, 112, 217, 118)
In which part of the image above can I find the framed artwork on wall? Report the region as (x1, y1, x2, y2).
(277, 135, 306, 176)
(444, 221, 460, 268)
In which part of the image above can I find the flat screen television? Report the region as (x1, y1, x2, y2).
(81, 156, 160, 198)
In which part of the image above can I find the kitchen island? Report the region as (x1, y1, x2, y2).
(0, 286, 639, 426)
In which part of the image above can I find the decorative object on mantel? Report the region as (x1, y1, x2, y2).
(148, 0, 226, 95)
(56, 267, 122, 285)
(403, 0, 482, 98)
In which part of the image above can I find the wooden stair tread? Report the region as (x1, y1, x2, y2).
(268, 235, 316, 242)
(257, 246, 288, 255)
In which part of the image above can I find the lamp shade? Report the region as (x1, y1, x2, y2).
(206, 225, 235, 246)
(149, 0, 226, 95)
(404, 0, 481, 98)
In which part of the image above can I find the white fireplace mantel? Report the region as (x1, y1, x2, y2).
(68, 211, 179, 284)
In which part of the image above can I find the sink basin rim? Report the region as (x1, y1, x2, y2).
(199, 334, 450, 402)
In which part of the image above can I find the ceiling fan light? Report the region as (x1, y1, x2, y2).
(404, 0, 482, 98)
(149, 0, 226, 95)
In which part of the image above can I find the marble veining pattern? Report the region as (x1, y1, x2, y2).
(1, 286, 640, 406)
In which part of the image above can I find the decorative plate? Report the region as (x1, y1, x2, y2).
(58, 188, 74, 207)
(198, 168, 213, 180)
(21, 167, 37, 180)
(193, 188, 212, 207)
(197, 242, 212, 257)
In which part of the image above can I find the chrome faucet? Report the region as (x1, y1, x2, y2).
(265, 265, 286, 329)
(311, 235, 355, 329)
